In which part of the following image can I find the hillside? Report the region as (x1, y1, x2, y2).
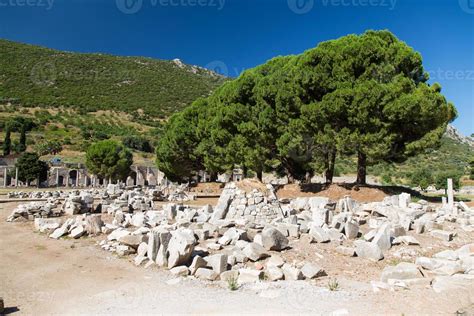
(0, 39, 226, 118)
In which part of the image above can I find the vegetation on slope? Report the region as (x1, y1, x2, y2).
(0, 39, 226, 118)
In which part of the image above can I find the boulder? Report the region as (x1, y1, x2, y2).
(85, 215, 104, 235)
(381, 262, 423, 282)
(189, 255, 208, 275)
(70, 225, 85, 239)
(243, 243, 269, 262)
(266, 255, 285, 268)
(354, 240, 384, 261)
(118, 234, 145, 248)
(195, 268, 218, 281)
(431, 230, 455, 242)
(206, 254, 228, 274)
(49, 225, 68, 239)
(238, 268, 263, 283)
(282, 263, 303, 280)
(156, 231, 172, 266)
(170, 266, 189, 277)
(220, 270, 239, 282)
(392, 236, 420, 246)
(344, 219, 359, 239)
(261, 227, 289, 251)
(34, 218, 62, 233)
(372, 223, 392, 251)
(167, 229, 196, 269)
(266, 267, 284, 281)
(309, 226, 330, 243)
(301, 263, 325, 279)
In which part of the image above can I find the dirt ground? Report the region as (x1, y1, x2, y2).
(1, 201, 473, 315)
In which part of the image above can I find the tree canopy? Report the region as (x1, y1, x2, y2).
(15, 152, 49, 186)
(156, 30, 456, 184)
(85, 140, 133, 181)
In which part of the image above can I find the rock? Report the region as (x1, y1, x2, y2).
(85, 215, 103, 235)
(354, 240, 384, 261)
(134, 255, 148, 266)
(266, 255, 285, 268)
(431, 230, 455, 242)
(195, 268, 218, 281)
(261, 227, 289, 251)
(118, 234, 145, 248)
(34, 218, 62, 232)
(164, 203, 177, 221)
(416, 257, 444, 270)
(108, 228, 130, 241)
(49, 225, 68, 239)
(156, 231, 173, 266)
(116, 245, 135, 256)
(433, 250, 459, 261)
(137, 242, 148, 257)
(399, 193, 411, 208)
(266, 267, 284, 281)
(309, 226, 330, 243)
(189, 255, 208, 275)
(238, 268, 263, 283)
(392, 236, 420, 246)
(336, 246, 355, 257)
(301, 263, 325, 279)
(282, 263, 304, 280)
(131, 213, 146, 227)
(344, 219, 359, 239)
(372, 223, 392, 251)
(170, 266, 189, 277)
(212, 191, 233, 220)
(381, 262, 423, 282)
(147, 230, 160, 261)
(432, 274, 474, 293)
(243, 243, 269, 262)
(70, 225, 85, 239)
(220, 270, 239, 282)
(218, 227, 248, 245)
(206, 254, 228, 274)
(167, 229, 196, 269)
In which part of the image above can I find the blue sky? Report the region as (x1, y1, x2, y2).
(0, 0, 472, 135)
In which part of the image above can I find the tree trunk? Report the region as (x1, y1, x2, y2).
(325, 149, 337, 184)
(256, 169, 263, 182)
(209, 171, 217, 182)
(356, 151, 367, 185)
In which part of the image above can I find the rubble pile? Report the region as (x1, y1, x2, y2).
(6, 199, 61, 222)
(5, 180, 474, 291)
(212, 182, 284, 224)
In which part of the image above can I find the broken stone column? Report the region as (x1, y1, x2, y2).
(3, 167, 6, 187)
(447, 178, 454, 210)
(15, 167, 18, 187)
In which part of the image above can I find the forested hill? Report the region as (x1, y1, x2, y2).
(0, 39, 226, 118)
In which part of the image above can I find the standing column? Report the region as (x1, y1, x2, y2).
(84, 175, 88, 187)
(66, 175, 69, 187)
(76, 172, 80, 187)
(146, 167, 150, 186)
(56, 168, 59, 187)
(3, 167, 7, 187)
(447, 178, 454, 209)
(135, 166, 139, 186)
(15, 167, 18, 187)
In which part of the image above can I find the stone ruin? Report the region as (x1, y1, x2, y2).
(212, 181, 284, 224)
(5, 179, 474, 291)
